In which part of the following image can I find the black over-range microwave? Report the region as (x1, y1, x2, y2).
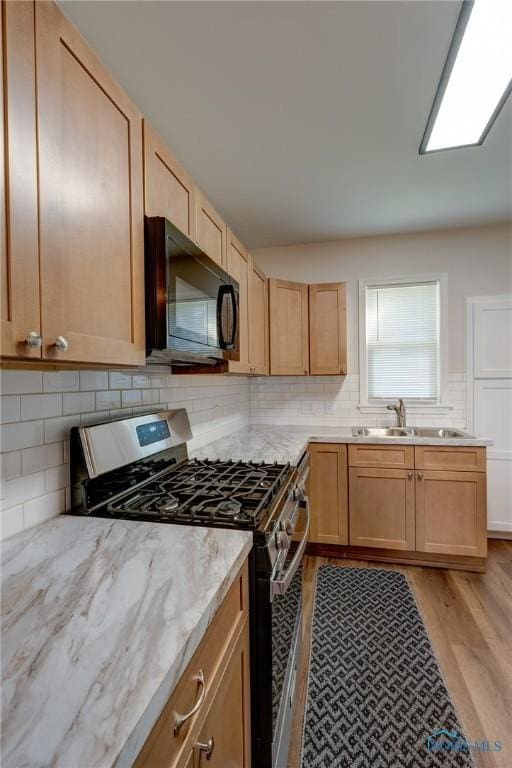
(144, 217, 240, 368)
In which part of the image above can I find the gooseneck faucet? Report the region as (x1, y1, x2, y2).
(387, 398, 406, 428)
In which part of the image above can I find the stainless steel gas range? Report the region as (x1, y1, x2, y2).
(70, 409, 309, 768)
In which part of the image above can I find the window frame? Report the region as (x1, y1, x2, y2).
(358, 273, 449, 409)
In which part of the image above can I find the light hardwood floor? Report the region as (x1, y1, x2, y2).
(287, 540, 512, 768)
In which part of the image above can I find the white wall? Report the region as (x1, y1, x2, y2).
(253, 222, 512, 374)
(0, 369, 250, 540)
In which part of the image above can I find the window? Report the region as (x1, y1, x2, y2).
(360, 276, 445, 405)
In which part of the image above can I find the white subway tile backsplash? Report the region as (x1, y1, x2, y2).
(21, 393, 62, 421)
(121, 389, 142, 407)
(109, 372, 131, 389)
(24, 490, 65, 530)
(1, 420, 44, 451)
(43, 371, 80, 393)
(2, 472, 46, 508)
(1, 451, 22, 481)
(96, 390, 121, 410)
(0, 370, 43, 395)
(0, 396, 21, 424)
(22, 443, 63, 474)
(63, 392, 96, 415)
(44, 415, 80, 443)
(80, 371, 109, 391)
(0, 504, 24, 539)
(45, 464, 69, 492)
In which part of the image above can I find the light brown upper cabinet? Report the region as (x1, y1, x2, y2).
(309, 443, 348, 546)
(143, 120, 197, 241)
(35, 1, 145, 365)
(268, 279, 347, 376)
(248, 261, 269, 375)
(196, 190, 227, 269)
(309, 283, 347, 375)
(1, 1, 41, 360)
(226, 229, 250, 374)
(269, 279, 309, 375)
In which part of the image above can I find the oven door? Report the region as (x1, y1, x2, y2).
(270, 492, 309, 767)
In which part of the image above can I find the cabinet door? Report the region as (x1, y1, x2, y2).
(269, 279, 309, 375)
(248, 261, 269, 375)
(416, 471, 487, 557)
(309, 283, 347, 375)
(309, 443, 348, 545)
(1, 1, 41, 359)
(227, 230, 250, 374)
(143, 120, 197, 240)
(35, 2, 145, 366)
(196, 191, 226, 269)
(194, 621, 251, 768)
(349, 467, 415, 550)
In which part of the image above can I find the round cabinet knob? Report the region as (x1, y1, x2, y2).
(25, 331, 42, 349)
(196, 736, 215, 760)
(54, 336, 69, 352)
(275, 530, 291, 551)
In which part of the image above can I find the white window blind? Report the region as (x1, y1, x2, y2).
(366, 281, 440, 401)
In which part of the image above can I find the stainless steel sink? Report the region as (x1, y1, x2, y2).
(352, 427, 409, 437)
(352, 426, 474, 439)
(406, 427, 471, 439)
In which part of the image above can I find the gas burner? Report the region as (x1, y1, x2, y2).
(216, 499, 242, 517)
(157, 495, 180, 513)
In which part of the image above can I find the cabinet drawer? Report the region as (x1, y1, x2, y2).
(135, 561, 249, 768)
(348, 444, 414, 469)
(415, 446, 486, 472)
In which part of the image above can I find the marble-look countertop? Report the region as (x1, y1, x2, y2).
(1, 516, 252, 768)
(192, 425, 492, 466)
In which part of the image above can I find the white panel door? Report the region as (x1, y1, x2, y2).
(474, 380, 512, 532)
(474, 298, 512, 378)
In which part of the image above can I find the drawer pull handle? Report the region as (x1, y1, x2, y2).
(408, 472, 413, 480)
(196, 736, 215, 760)
(417, 472, 424, 480)
(174, 670, 206, 735)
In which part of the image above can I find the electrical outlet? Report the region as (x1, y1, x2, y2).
(301, 402, 313, 413)
(324, 402, 334, 414)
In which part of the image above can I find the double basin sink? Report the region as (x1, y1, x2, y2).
(352, 426, 474, 439)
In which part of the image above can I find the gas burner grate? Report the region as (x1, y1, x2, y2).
(107, 458, 290, 528)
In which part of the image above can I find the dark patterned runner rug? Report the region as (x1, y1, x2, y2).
(301, 566, 476, 768)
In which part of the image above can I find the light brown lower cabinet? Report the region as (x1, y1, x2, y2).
(309, 443, 487, 566)
(135, 561, 250, 768)
(415, 470, 487, 557)
(349, 467, 416, 550)
(309, 443, 348, 545)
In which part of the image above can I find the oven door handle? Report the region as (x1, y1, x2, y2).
(270, 493, 310, 600)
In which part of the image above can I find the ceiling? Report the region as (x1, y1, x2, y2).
(59, 1, 512, 249)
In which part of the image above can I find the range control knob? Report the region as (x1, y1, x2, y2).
(280, 518, 294, 534)
(275, 530, 291, 551)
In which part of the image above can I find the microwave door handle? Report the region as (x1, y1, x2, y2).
(216, 285, 237, 350)
(270, 493, 310, 600)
